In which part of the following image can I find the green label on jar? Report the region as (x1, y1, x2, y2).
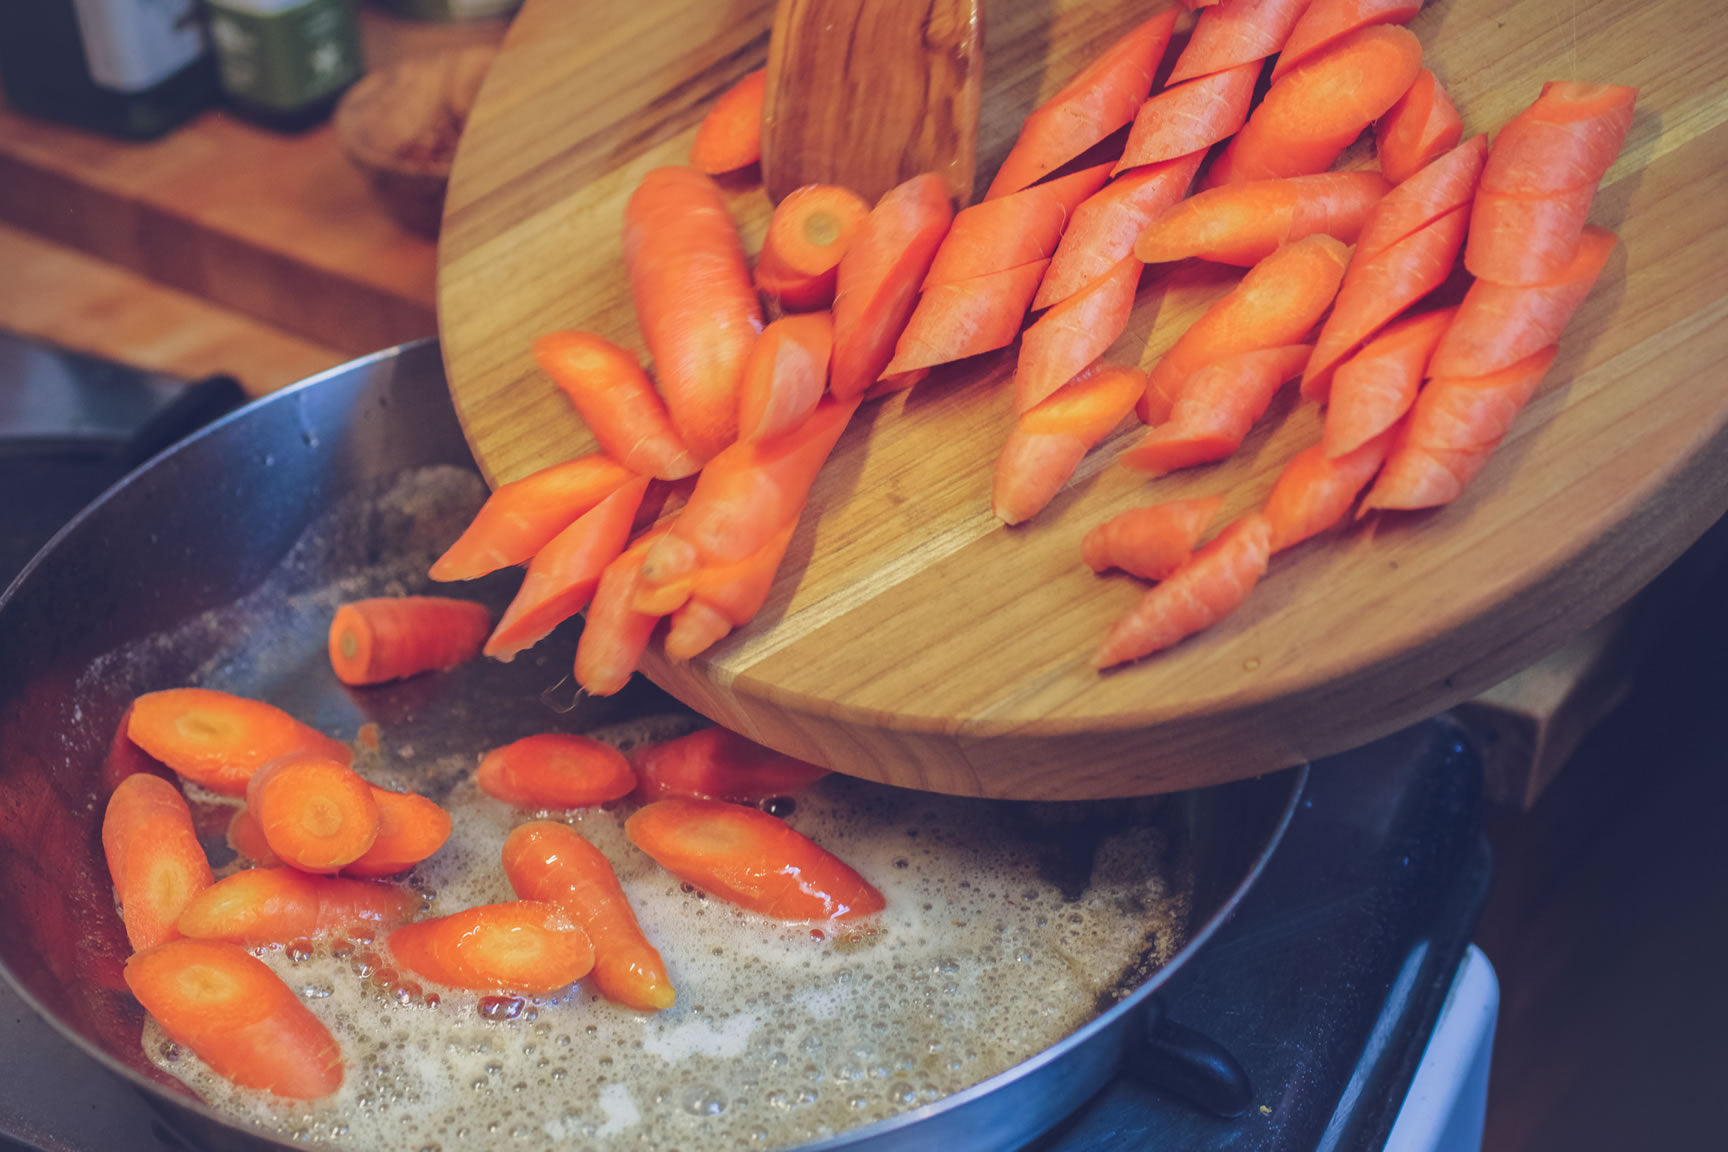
(207, 0, 363, 112)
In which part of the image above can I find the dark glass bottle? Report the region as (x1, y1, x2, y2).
(0, 0, 218, 140)
(204, 0, 364, 132)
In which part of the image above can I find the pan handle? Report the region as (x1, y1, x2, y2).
(1125, 999, 1254, 1119)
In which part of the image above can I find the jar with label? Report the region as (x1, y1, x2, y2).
(0, 0, 218, 139)
(205, 0, 365, 131)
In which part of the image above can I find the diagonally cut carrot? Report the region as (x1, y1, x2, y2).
(993, 362, 1146, 525)
(691, 69, 765, 175)
(1167, 0, 1316, 85)
(1036, 154, 1203, 311)
(739, 313, 834, 444)
(429, 454, 639, 583)
(663, 522, 797, 660)
(1265, 431, 1394, 551)
(1324, 308, 1454, 458)
(755, 184, 872, 312)
(388, 902, 594, 994)
(924, 163, 1111, 288)
(127, 688, 352, 797)
(1014, 255, 1142, 415)
(1479, 81, 1638, 197)
(1121, 345, 1311, 475)
(1082, 496, 1225, 581)
(177, 867, 416, 944)
(1376, 68, 1465, 185)
(534, 332, 701, 480)
(1115, 63, 1259, 173)
(1354, 135, 1488, 263)
(1271, 0, 1422, 82)
(103, 774, 213, 952)
(1135, 172, 1391, 267)
(885, 260, 1050, 376)
(1463, 183, 1598, 287)
(477, 733, 637, 810)
(573, 529, 666, 698)
(344, 787, 451, 878)
(631, 727, 828, 804)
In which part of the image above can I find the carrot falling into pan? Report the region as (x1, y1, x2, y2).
(328, 597, 491, 686)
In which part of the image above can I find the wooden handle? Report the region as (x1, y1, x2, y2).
(762, 0, 983, 206)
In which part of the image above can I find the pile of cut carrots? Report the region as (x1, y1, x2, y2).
(434, 0, 1634, 684)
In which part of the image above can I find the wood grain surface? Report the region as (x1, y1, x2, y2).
(438, 0, 1728, 799)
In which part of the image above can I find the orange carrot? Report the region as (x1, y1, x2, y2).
(177, 867, 416, 944)
(1094, 513, 1272, 669)
(924, 163, 1111, 289)
(1135, 172, 1391, 267)
(1121, 345, 1311, 475)
(387, 902, 594, 994)
(103, 774, 213, 952)
(1206, 25, 1424, 186)
(246, 755, 380, 875)
(1431, 227, 1615, 379)
(1082, 496, 1225, 580)
(503, 822, 675, 1012)
(477, 733, 637, 809)
(1116, 63, 1259, 174)
(102, 702, 174, 794)
(227, 807, 279, 867)
(884, 260, 1050, 376)
(1265, 432, 1394, 551)
(328, 597, 491, 686)
(1014, 255, 1142, 415)
(1142, 234, 1349, 424)
(1463, 185, 1598, 287)
(344, 786, 451, 878)
(573, 529, 666, 697)
(429, 454, 640, 583)
(631, 726, 828, 804)
(127, 688, 352, 797)
(1376, 69, 1464, 185)
(985, 10, 1178, 199)
(1271, 0, 1422, 82)
(124, 939, 343, 1098)
(738, 313, 834, 443)
(626, 798, 884, 920)
(663, 522, 797, 660)
(533, 332, 701, 480)
(484, 476, 649, 661)
(624, 166, 763, 460)
(690, 69, 765, 175)
(1167, 0, 1315, 85)
(1361, 345, 1560, 511)
(1324, 308, 1454, 458)
(754, 184, 871, 312)
(830, 174, 954, 399)
(1037, 155, 1203, 310)
(1354, 135, 1488, 263)
(994, 362, 1146, 525)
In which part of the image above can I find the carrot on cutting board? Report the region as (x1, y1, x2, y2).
(1376, 69, 1464, 185)
(624, 166, 763, 460)
(632, 726, 828, 804)
(690, 68, 765, 175)
(985, 9, 1179, 199)
(1116, 63, 1259, 173)
(477, 733, 637, 810)
(1135, 172, 1391, 267)
(127, 688, 352, 797)
(484, 476, 649, 661)
(328, 597, 490, 686)
(388, 902, 594, 994)
(1121, 345, 1311, 475)
(1353, 135, 1488, 264)
(429, 454, 640, 583)
(573, 530, 666, 698)
(1265, 432, 1394, 552)
(1095, 513, 1272, 669)
(1166, 0, 1315, 85)
(534, 332, 701, 480)
(1082, 496, 1224, 581)
(503, 822, 674, 1012)
(1271, 0, 1422, 81)
(924, 163, 1112, 289)
(125, 939, 343, 1099)
(754, 184, 871, 312)
(246, 755, 380, 875)
(103, 774, 213, 952)
(627, 798, 884, 920)
(1014, 255, 1142, 415)
(662, 522, 797, 660)
(994, 362, 1146, 525)
(884, 260, 1051, 377)
(1323, 308, 1454, 457)
(738, 313, 834, 443)
(344, 786, 451, 877)
(1037, 154, 1203, 311)
(177, 867, 416, 944)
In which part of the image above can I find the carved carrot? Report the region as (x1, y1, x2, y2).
(1120, 345, 1312, 475)
(1377, 69, 1464, 184)
(1135, 172, 1391, 267)
(428, 454, 639, 583)
(631, 727, 828, 804)
(1082, 496, 1224, 581)
(388, 902, 594, 994)
(1323, 308, 1454, 458)
(1264, 432, 1395, 552)
(1271, 0, 1422, 81)
(1036, 155, 1202, 311)
(993, 362, 1146, 525)
(1013, 256, 1142, 415)
(477, 733, 637, 810)
(738, 313, 833, 443)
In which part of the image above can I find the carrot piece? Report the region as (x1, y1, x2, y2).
(1432, 227, 1615, 379)
(985, 10, 1179, 199)
(503, 822, 675, 1012)
(631, 726, 828, 804)
(1037, 155, 1202, 311)
(663, 522, 797, 660)
(830, 174, 954, 399)
(1081, 496, 1224, 580)
(328, 596, 490, 687)
(1115, 63, 1259, 174)
(1142, 235, 1349, 424)
(1479, 82, 1637, 197)
(102, 702, 174, 794)
(124, 939, 343, 1098)
(624, 166, 763, 460)
(533, 332, 701, 480)
(1121, 345, 1311, 475)
(1095, 513, 1272, 668)
(1463, 183, 1599, 287)
(1014, 255, 1142, 415)
(227, 807, 279, 867)
(1324, 308, 1455, 458)
(1271, 0, 1421, 82)
(477, 733, 637, 809)
(1361, 345, 1560, 511)
(1376, 69, 1464, 185)
(925, 163, 1111, 289)
(484, 476, 649, 661)
(1265, 431, 1394, 551)
(626, 798, 884, 920)
(343, 786, 452, 878)
(573, 529, 666, 697)
(387, 901, 594, 994)
(246, 755, 380, 875)
(754, 184, 871, 312)
(1354, 135, 1488, 263)
(127, 688, 352, 798)
(994, 362, 1146, 525)
(102, 774, 213, 952)
(884, 260, 1050, 376)
(429, 454, 639, 583)
(739, 313, 834, 443)
(177, 867, 416, 944)
(1135, 172, 1390, 267)
(1167, 0, 1315, 85)
(1206, 25, 1424, 186)
(690, 69, 765, 175)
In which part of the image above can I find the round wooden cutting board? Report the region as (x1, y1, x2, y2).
(437, 0, 1728, 799)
